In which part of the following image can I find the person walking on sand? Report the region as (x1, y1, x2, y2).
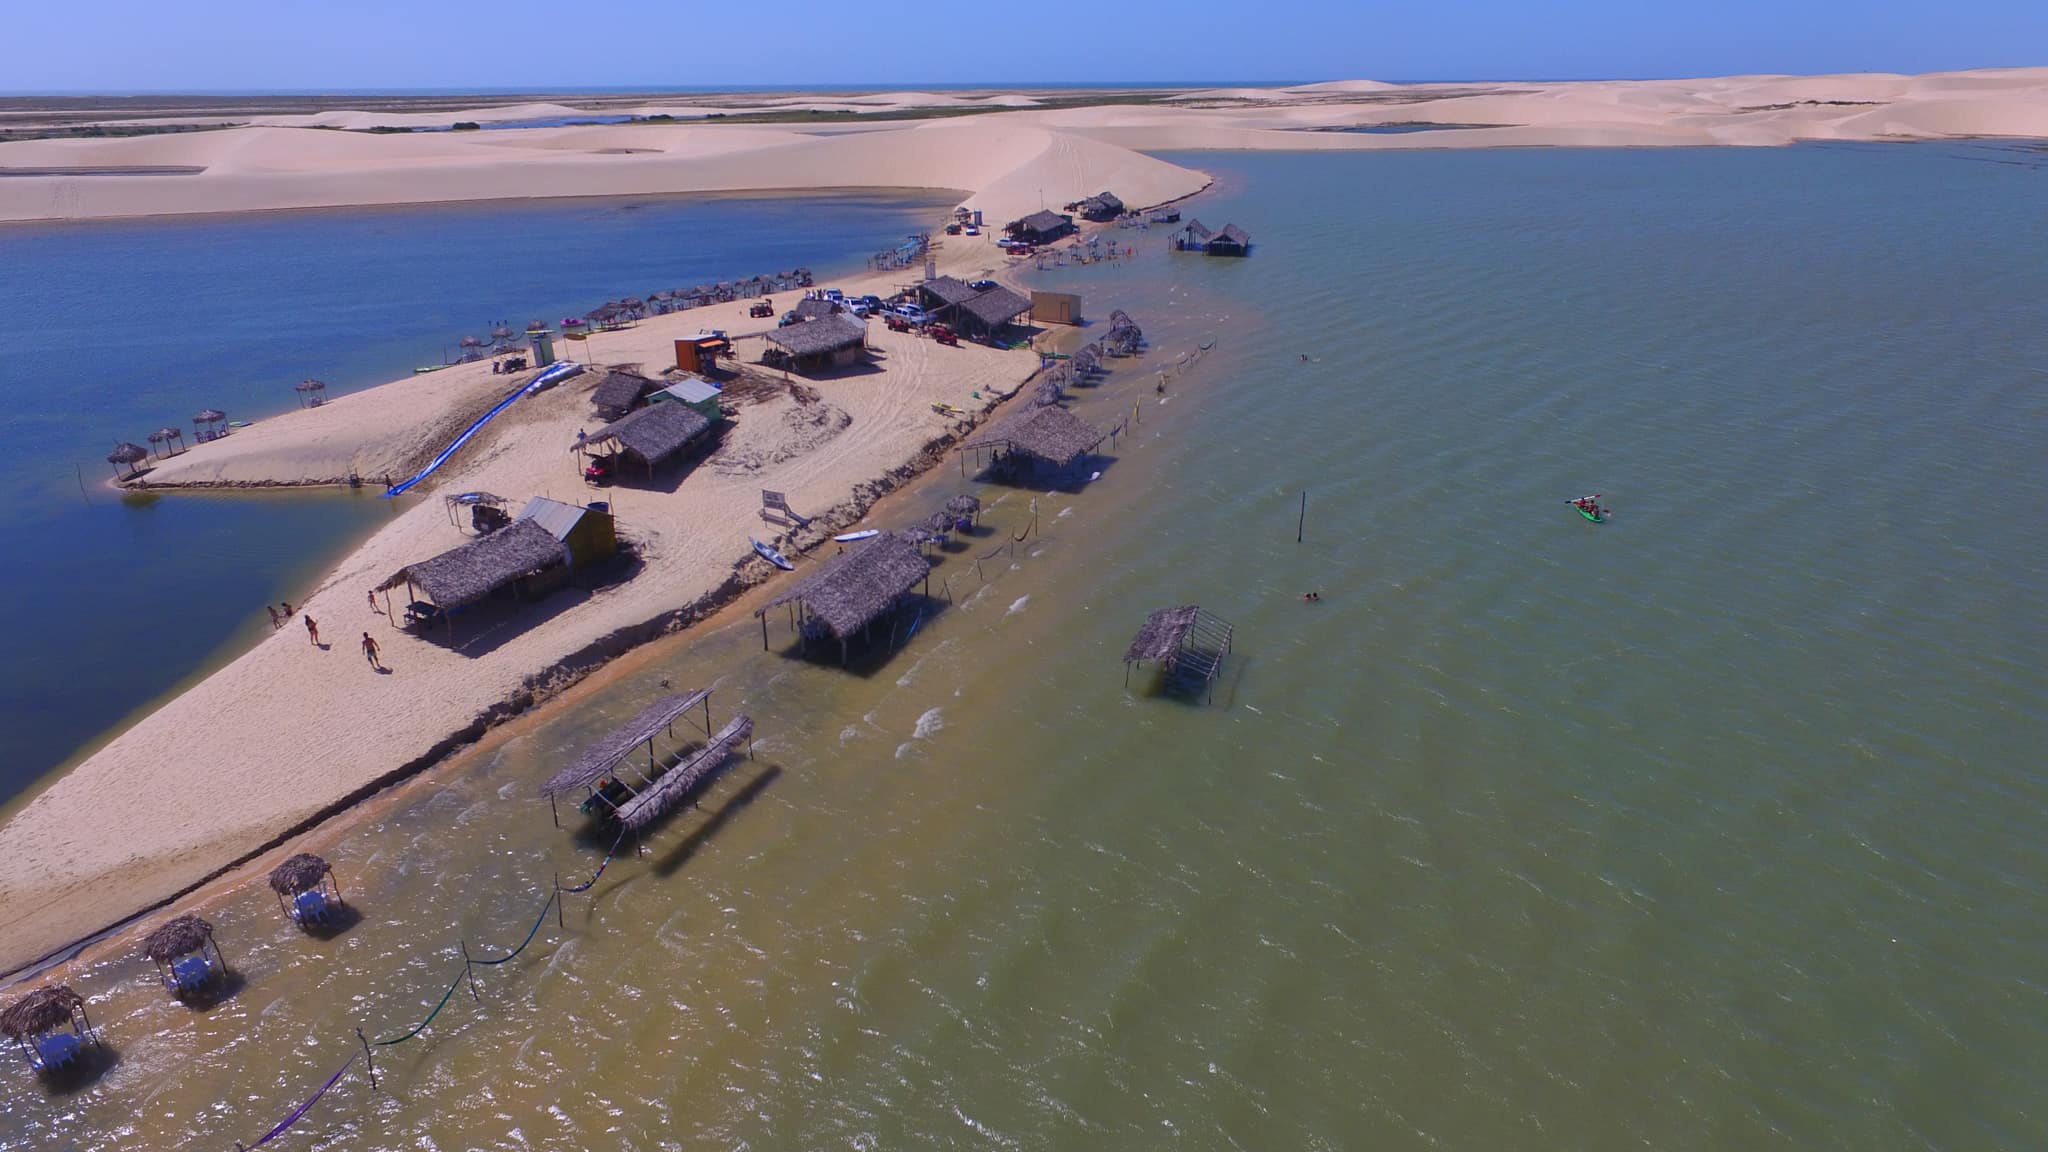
(267, 605, 282, 630)
(362, 632, 383, 670)
(281, 600, 293, 619)
(305, 615, 321, 647)
(367, 589, 379, 613)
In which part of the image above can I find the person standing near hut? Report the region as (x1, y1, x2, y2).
(304, 615, 321, 647)
(361, 632, 383, 671)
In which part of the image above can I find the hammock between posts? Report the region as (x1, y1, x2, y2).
(242, 1052, 358, 1149)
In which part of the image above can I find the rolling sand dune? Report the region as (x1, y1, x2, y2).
(6, 70, 2048, 227)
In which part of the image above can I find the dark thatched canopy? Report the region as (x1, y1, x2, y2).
(919, 276, 984, 308)
(541, 690, 710, 796)
(589, 369, 657, 417)
(295, 378, 327, 392)
(374, 519, 564, 608)
(586, 401, 712, 466)
(1211, 224, 1251, 248)
(761, 531, 930, 638)
(0, 986, 84, 1039)
(268, 853, 331, 896)
(150, 427, 181, 443)
(142, 913, 214, 962)
(108, 442, 148, 465)
(194, 408, 226, 422)
(789, 297, 841, 321)
(944, 494, 981, 517)
(765, 314, 868, 359)
(964, 406, 1106, 469)
(1012, 209, 1071, 237)
(1180, 219, 1214, 243)
(956, 286, 1032, 332)
(615, 714, 753, 832)
(1125, 605, 1200, 664)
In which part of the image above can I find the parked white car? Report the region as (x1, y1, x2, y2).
(891, 303, 931, 324)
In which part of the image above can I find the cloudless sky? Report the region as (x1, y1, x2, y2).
(7, 0, 2045, 92)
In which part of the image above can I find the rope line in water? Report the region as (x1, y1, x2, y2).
(244, 1052, 357, 1149)
(470, 893, 556, 967)
(374, 967, 467, 1046)
(563, 831, 628, 893)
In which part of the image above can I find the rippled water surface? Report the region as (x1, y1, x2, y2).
(5, 143, 2047, 1150)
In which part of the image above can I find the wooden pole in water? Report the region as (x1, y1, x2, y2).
(355, 1028, 377, 1090)
(460, 942, 480, 1002)
(1297, 491, 1307, 544)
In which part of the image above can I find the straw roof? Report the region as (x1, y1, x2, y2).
(1212, 224, 1252, 247)
(1013, 210, 1071, 236)
(920, 276, 983, 308)
(789, 297, 840, 321)
(589, 369, 657, 416)
(762, 531, 930, 638)
(944, 494, 981, 517)
(149, 427, 180, 443)
(540, 690, 710, 796)
(1125, 605, 1200, 664)
(374, 519, 564, 608)
(0, 986, 84, 1039)
(586, 401, 712, 466)
(616, 715, 753, 833)
(142, 913, 214, 962)
(957, 286, 1032, 331)
(964, 406, 1106, 469)
(295, 378, 327, 392)
(108, 442, 148, 465)
(765, 314, 868, 359)
(267, 853, 331, 896)
(194, 408, 226, 422)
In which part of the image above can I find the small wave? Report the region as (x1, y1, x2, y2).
(1006, 595, 1030, 618)
(913, 707, 945, 739)
(839, 725, 862, 743)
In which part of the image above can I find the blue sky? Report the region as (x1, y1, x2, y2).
(8, 0, 2045, 92)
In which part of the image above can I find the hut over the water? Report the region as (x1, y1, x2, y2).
(140, 914, 225, 1000)
(758, 531, 932, 664)
(1, 985, 100, 1075)
(962, 406, 1107, 479)
(1123, 604, 1235, 702)
(268, 853, 345, 929)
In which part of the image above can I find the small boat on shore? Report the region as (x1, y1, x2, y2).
(833, 529, 879, 543)
(751, 538, 795, 570)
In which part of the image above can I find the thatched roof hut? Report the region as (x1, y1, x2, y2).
(375, 519, 565, 610)
(584, 401, 713, 480)
(955, 286, 1032, 339)
(1125, 606, 1201, 666)
(107, 442, 148, 471)
(268, 853, 331, 896)
(789, 297, 840, 322)
(589, 369, 658, 420)
(918, 275, 984, 309)
(1123, 604, 1234, 700)
(945, 494, 981, 521)
(616, 715, 753, 833)
(764, 314, 869, 373)
(541, 690, 711, 799)
(1207, 224, 1252, 256)
(142, 914, 215, 963)
(1008, 210, 1075, 245)
(0, 986, 85, 1040)
(760, 532, 931, 657)
(1078, 191, 1124, 221)
(964, 406, 1106, 471)
(193, 409, 226, 423)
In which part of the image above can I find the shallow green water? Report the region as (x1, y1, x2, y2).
(6, 143, 2048, 1150)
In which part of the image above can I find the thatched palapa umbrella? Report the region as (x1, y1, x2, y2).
(268, 853, 345, 928)
(107, 441, 148, 479)
(945, 493, 981, 527)
(1, 984, 98, 1072)
(459, 335, 485, 349)
(491, 324, 515, 340)
(147, 427, 184, 459)
(141, 913, 225, 998)
(193, 409, 226, 441)
(294, 378, 327, 408)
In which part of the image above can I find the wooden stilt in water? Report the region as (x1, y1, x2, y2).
(460, 942, 481, 1002)
(356, 1027, 377, 1090)
(1297, 490, 1307, 543)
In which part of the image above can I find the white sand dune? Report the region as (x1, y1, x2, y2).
(7, 69, 2048, 228)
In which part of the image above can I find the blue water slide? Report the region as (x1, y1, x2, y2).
(384, 361, 583, 498)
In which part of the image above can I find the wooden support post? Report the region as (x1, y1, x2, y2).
(549, 794, 559, 828)
(356, 1028, 378, 1090)
(460, 942, 481, 1002)
(1297, 490, 1307, 543)
(760, 612, 769, 651)
(554, 876, 565, 928)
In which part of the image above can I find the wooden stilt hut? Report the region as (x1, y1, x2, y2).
(614, 714, 753, 837)
(538, 690, 715, 828)
(140, 914, 225, 1000)
(268, 853, 345, 929)
(1, 986, 100, 1075)
(944, 494, 982, 530)
(757, 532, 932, 665)
(960, 407, 1108, 484)
(1123, 605, 1235, 703)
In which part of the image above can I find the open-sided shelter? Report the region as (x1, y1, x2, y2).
(268, 853, 346, 929)
(962, 406, 1107, 476)
(1124, 604, 1235, 702)
(757, 532, 932, 665)
(2, 985, 101, 1075)
(539, 690, 714, 828)
(582, 400, 714, 483)
(141, 914, 225, 1000)
(376, 519, 567, 631)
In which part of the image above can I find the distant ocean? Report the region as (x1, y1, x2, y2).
(0, 189, 955, 804)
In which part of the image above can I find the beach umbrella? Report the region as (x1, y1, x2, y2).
(193, 408, 226, 438)
(526, 319, 547, 332)
(459, 335, 484, 348)
(108, 441, 148, 478)
(491, 325, 515, 340)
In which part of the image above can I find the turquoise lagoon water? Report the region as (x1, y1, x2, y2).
(3, 142, 2048, 1150)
